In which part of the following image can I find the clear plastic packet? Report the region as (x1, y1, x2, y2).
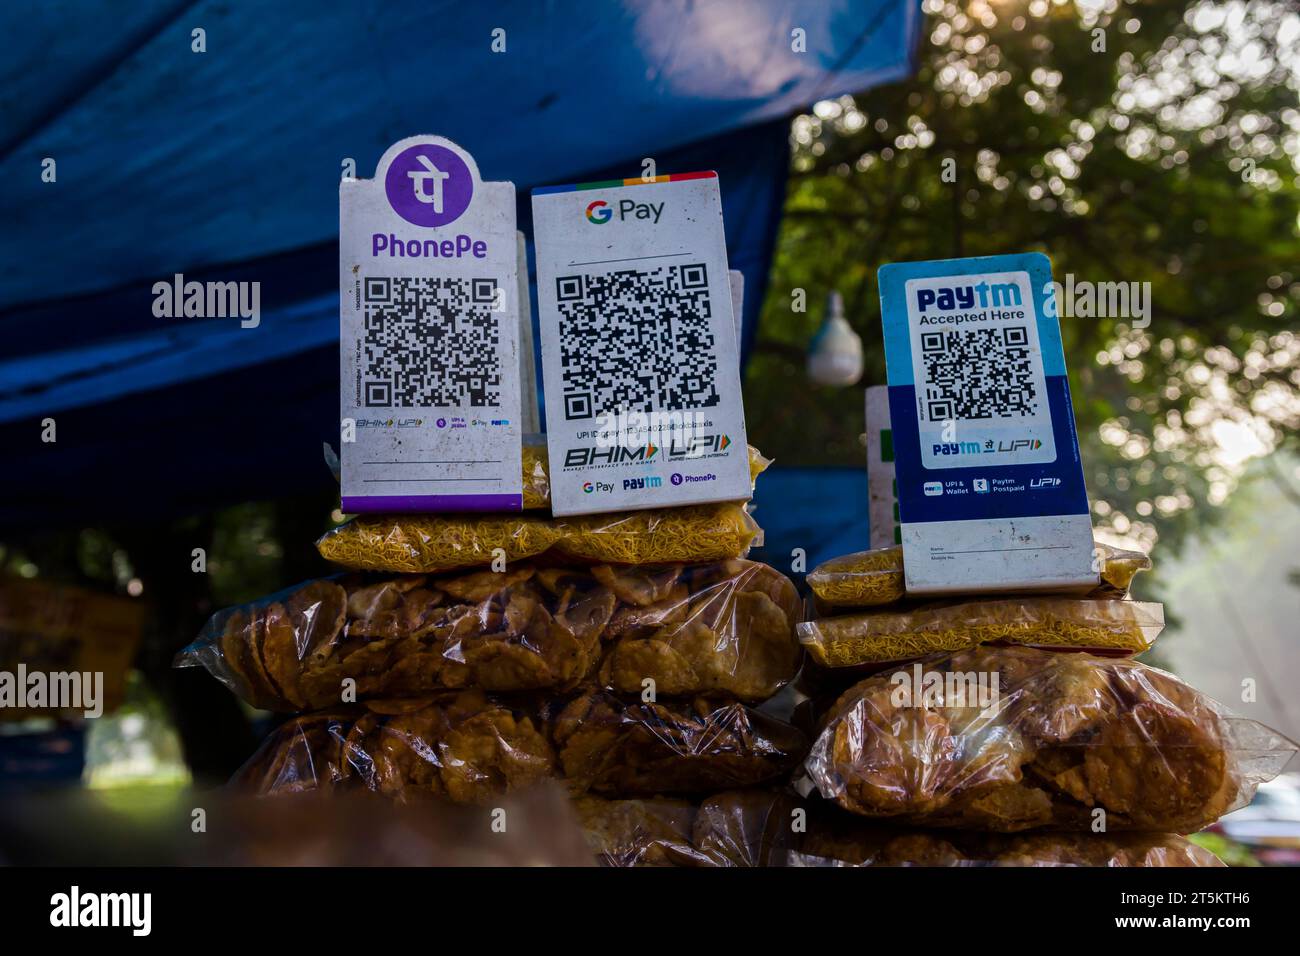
(807, 541, 1152, 610)
(575, 789, 1223, 867)
(790, 827, 1223, 868)
(799, 597, 1165, 668)
(521, 435, 551, 510)
(176, 559, 802, 711)
(803, 645, 1298, 832)
(806, 547, 907, 608)
(596, 559, 801, 701)
(1093, 544, 1153, 595)
(571, 795, 704, 867)
(231, 691, 557, 805)
(552, 691, 809, 796)
(520, 436, 772, 511)
(316, 502, 761, 574)
(573, 789, 799, 867)
(233, 690, 809, 805)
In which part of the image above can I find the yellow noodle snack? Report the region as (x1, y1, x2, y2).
(519, 437, 771, 511)
(799, 597, 1165, 667)
(807, 541, 1152, 610)
(806, 547, 907, 607)
(553, 504, 760, 565)
(317, 513, 557, 573)
(317, 502, 761, 574)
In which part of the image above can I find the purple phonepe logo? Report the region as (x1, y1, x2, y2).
(670, 473, 684, 486)
(436, 418, 447, 428)
(385, 144, 473, 228)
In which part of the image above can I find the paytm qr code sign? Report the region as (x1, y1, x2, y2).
(531, 172, 751, 516)
(904, 270, 1055, 470)
(339, 136, 522, 512)
(878, 253, 1096, 594)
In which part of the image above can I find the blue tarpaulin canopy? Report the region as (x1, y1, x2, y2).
(0, 0, 919, 531)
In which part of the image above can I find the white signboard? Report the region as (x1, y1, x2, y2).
(531, 172, 751, 516)
(339, 136, 521, 512)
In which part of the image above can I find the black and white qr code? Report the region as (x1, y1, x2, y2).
(362, 276, 500, 407)
(555, 262, 719, 420)
(919, 326, 1039, 421)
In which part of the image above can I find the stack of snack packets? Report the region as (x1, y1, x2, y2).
(177, 152, 814, 827)
(176, 446, 809, 807)
(784, 254, 1298, 861)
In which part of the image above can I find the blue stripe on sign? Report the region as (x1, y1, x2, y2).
(888, 375, 1089, 524)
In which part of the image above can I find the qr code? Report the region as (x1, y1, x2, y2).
(920, 326, 1038, 420)
(555, 263, 719, 420)
(362, 276, 500, 407)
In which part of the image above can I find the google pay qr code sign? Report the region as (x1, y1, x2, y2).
(531, 173, 751, 516)
(553, 262, 720, 421)
(904, 271, 1056, 470)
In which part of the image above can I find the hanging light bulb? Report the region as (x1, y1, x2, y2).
(807, 290, 863, 386)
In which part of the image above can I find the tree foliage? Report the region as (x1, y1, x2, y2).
(746, 0, 1300, 555)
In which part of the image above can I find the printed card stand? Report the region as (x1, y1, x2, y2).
(339, 136, 522, 513)
(877, 253, 1097, 594)
(864, 384, 900, 549)
(516, 231, 541, 434)
(531, 171, 751, 516)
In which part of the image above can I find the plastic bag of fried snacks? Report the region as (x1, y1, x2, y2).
(176, 560, 802, 711)
(801, 645, 1298, 832)
(230, 691, 556, 805)
(806, 541, 1152, 610)
(232, 691, 809, 804)
(573, 789, 1225, 867)
(552, 692, 809, 796)
(799, 596, 1165, 668)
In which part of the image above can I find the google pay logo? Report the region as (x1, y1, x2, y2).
(585, 200, 612, 224)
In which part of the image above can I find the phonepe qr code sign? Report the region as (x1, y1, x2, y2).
(904, 271, 1056, 470)
(362, 276, 501, 408)
(339, 135, 522, 513)
(532, 172, 751, 516)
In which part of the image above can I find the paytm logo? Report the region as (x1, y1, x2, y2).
(917, 281, 1022, 313)
(923, 481, 943, 496)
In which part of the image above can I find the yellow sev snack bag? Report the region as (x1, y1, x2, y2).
(521, 436, 771, 511)
(317, 502, 761, 574)
(798, 596, 1165, 668)
(807, 541, 1151, 610)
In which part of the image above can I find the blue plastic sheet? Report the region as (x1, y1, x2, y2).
(0, 1, 920, 525)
